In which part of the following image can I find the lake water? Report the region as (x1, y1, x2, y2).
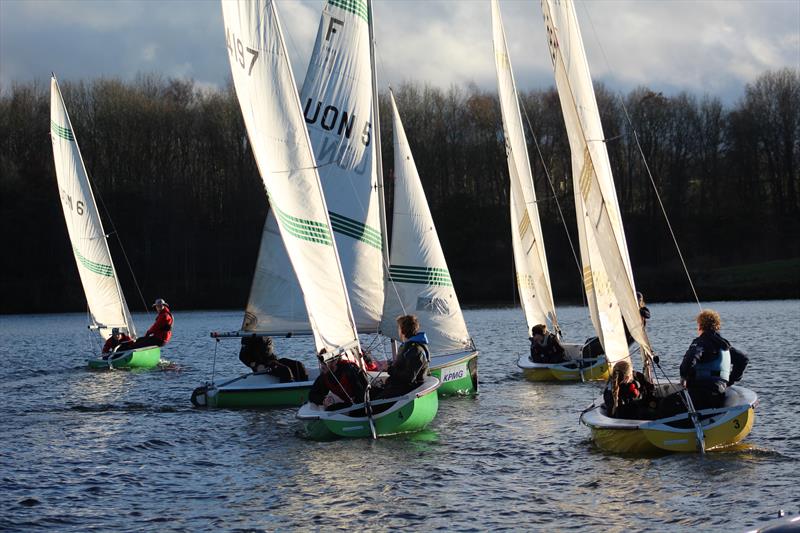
(1, 301, 798, 531)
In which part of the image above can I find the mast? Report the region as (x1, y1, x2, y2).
(368, 0, 390, 266)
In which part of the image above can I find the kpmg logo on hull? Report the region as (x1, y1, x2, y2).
(441, 362, 468, 383)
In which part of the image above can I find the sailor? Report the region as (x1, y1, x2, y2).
(122, 298, 173, 349)
(308, 350, 368, 410)
(374, 315, 430, 398)
(238, 335, 307, 382)
(603, 359, 654, 419)
(680, 309, 749, 409)
(101, 327, 132, 357)
(529, 324, 567, 364)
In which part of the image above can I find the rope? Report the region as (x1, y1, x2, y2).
(520, 102, 583, 279)
(580, 1, 702, 312)
(93, 185, 150, 316)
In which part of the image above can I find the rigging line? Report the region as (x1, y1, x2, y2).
(519, 99, 583, 287)
(92, 182, 151, 317)
(579, 0, 702, 312)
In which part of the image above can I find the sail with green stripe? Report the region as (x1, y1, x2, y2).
(380, 91, 472, 354)
(50, 76, 136, 340)
(298, 0, 385, 331)
(222, 0, 360, 355)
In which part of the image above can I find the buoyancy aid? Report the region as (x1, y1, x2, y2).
(694, 347, 731, 382)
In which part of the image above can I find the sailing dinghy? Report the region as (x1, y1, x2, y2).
(50, 76, 160, 370)
(540, 0, 756, 452)
(490, 1, 608, 382)
(193, 0, 476, 407)
(217, 0, 439, 438)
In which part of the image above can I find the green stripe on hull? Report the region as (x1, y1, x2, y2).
(327, 0, 368, 22)
(87, 346, 161, 369)
(209, 385, 312, 408)
(304, 390, 439, 439)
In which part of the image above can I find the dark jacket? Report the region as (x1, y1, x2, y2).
(603, 371, 653, 419)
(102, 333, 132, 353)
(386, 332, 430, 391)
(308, 360, 367, 407)
(145, 307, 173, 344)
(530, 333, 566, 363)
(680, 331, 748, 393)
(239, 335, 276, 370)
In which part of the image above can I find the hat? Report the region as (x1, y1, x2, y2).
(112, 327, 121, 335)
(152, 298, 168, 307)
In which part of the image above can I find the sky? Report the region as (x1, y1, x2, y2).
(1, 0, 798, 103)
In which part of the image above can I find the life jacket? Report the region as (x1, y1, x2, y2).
(694, 347, 731, 382)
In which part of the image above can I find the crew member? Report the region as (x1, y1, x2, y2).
(529, 324, 567, 364)
(123, 298, 173, 349)
(102, 327, 132, 357)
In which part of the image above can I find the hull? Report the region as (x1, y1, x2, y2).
(191, 369, 320, 409)
(517, 346, 608, 382)
(429, 350, 478, 396)
(297, 376, 440, 439)
(87, 346, 161, 369)
(580, 385, 758, 454)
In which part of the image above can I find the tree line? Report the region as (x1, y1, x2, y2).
(0, 68, 797, 314)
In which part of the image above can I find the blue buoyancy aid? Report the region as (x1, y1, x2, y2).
(694, 347, 731, 382)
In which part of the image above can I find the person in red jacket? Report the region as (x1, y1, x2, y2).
(123, 298, 173, 350)
(102, 327, 132, 357)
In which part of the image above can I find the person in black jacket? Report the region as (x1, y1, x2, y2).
(375, 315, 430, 398)
(238, 335, 308, 383)
(529, 324, 567, 363)
(679, 309, 748, 409)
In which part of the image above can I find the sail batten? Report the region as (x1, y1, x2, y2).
(542, 0, 652, 363)
(221, 0, 360, 355)
(491, 0, 558, 334)
(50, 76, 135, 340)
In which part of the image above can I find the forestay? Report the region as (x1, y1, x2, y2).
(491, 0, 559, 334)
(50, 76, 136, 340)
(221, 0, 360, 355)
(300, 0, 384, 331)
(541, 0, 652, 363)
(379, 92, 473, 355)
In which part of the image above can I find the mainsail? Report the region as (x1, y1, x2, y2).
(300, 0, 384, 331)
(50, 76, 136, 340)
(490, 0, 559, 334)
(221, 0, 360, 355)
(541, 0, 651, 363)
(379, 92, 473, 355)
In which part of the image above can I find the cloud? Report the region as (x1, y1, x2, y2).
(1, 0, 797, 104)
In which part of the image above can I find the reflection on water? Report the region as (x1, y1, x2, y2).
(0, 302, 798, 530)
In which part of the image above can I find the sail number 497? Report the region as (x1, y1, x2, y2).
(226, 27, 259, 75)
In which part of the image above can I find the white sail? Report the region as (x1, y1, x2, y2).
(541, 0, 651, 362)
(50, 76, 136, 340)
(491, 0, 558, 334)
(221, 0, 360, 355)
(300, 0, 384, 332)
(241, 212, 312, 335)
(380, 92, 473, 355)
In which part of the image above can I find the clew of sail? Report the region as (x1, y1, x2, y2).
(221, 0, 360, 355)
(379, 91, 473, 355)
(299, 0, 384, 331)
(50, 76, 136, 340)
(542, 0, 651, 363)
(491, 0, 558, 334)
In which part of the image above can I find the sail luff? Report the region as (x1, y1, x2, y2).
(379, 91, 473, 355)
(221, 0, 360, 355)
(491, 0, 558, 333)
(541, 0, 652, 360)
(50, 76, 134, 340)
